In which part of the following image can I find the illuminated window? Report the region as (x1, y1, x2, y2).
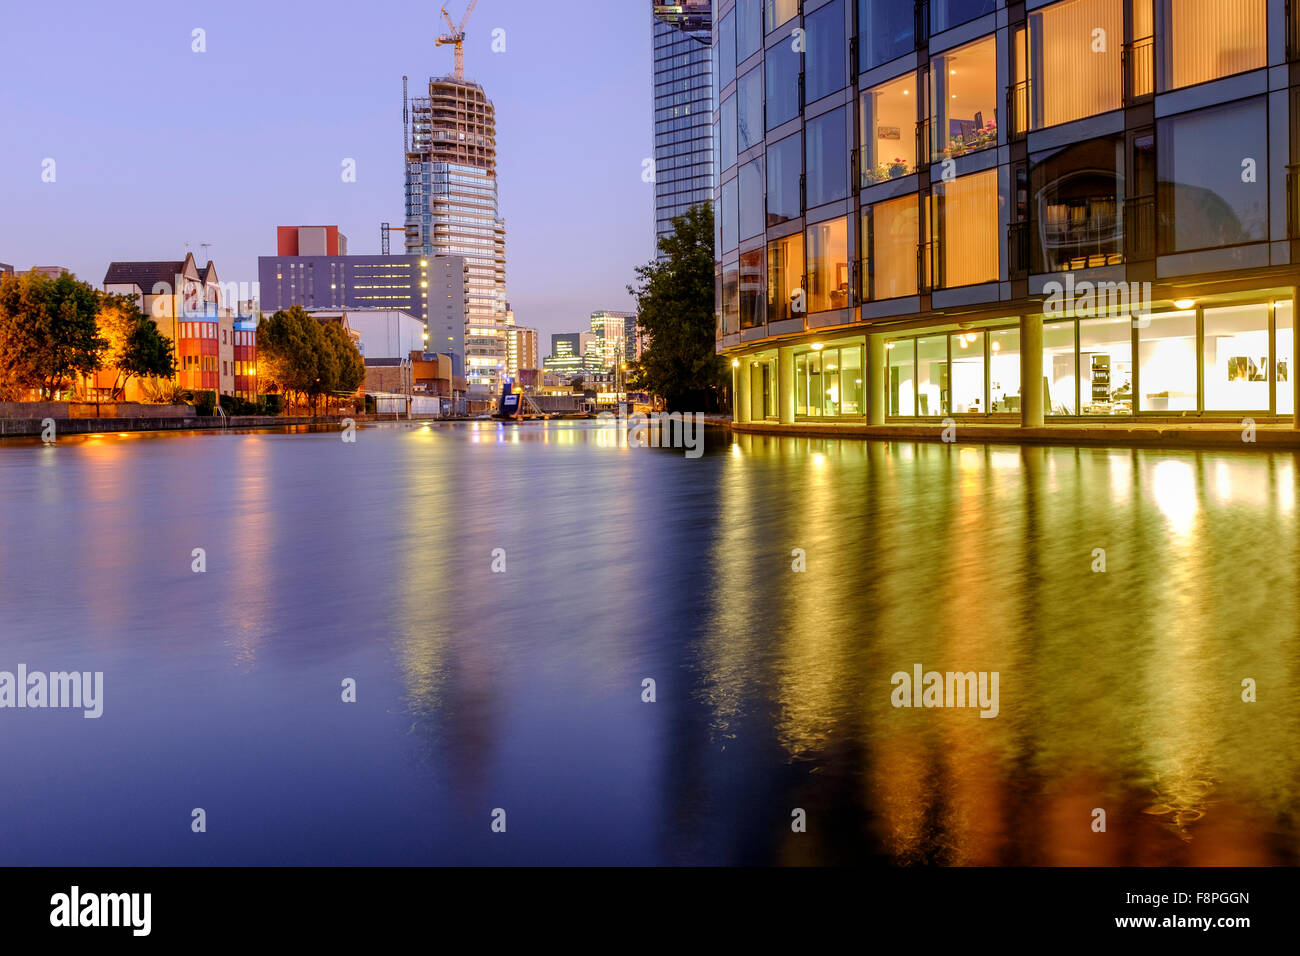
(930, 35, 997, 161)
(860, 72, 917, 186)
(1157, 0, 1266, 92)
(1025, 0, 1122, 129)
(934, 169, 998, 288)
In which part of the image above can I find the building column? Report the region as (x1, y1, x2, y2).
(867, 333, 886, 425)
(734, 359, 751, 424)
(778, 346, 795, 424)
(1021, 313, 1044, 428)
(1293, 288, 1299, 430)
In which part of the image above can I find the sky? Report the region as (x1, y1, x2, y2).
(0, 0, 657, 355)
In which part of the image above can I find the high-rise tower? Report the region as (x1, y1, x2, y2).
(404, 46, 508, 395)
(651, 1, 715, 250)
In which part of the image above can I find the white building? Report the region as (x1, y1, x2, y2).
(308, 309, 425, 360)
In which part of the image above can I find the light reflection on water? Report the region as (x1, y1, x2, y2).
(0, 423, 1297, 865)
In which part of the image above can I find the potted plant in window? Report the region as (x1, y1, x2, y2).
(887, 157, 909, 178)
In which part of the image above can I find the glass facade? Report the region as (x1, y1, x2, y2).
(652, 5, 715, 247)
(806, 217, 850, 314)
(859, 0, 913, 71)
(935, 170, 998, 288)
(1157, 0, 1266, 92)
(715, 0, 1300, 427)
(738, 158, 765, 239)
(765, 40, 801, 130)
(737, 66, 764, 153)
(1025, 0, 1122, 130)
(1030, 136, 1124, 272)
(1157, 97, 1268, 254)
(860, 72, 918, 186)
(804, 0, 847, 105)
(862, 194, 919, 301)
(806, 108, 848, 207)
(739, 248, 766, 329)
(931, 35, 997, 161)
(766, 133, 801, 226)
(797, 343, 864, 416)
(767, 232, 805, 322)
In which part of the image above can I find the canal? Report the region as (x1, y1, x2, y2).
(1, 421, 1297, 865)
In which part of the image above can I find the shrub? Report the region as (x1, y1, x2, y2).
(192, 390, 217, 416)
(259, 393, 283, 416)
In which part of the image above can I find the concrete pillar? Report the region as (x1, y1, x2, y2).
(778, 346, 795, 424)
(734, 359, 751, 423)
(1021, 313, 1044, 428)
(1293, 288, 1299, 429)
(867, 333, 887, 425)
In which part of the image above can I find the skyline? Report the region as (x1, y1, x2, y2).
(0, 0, 656, 354)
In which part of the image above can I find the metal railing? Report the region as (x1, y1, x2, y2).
(916, 117, 932, 169)
(1123, 195, 1156, 261)
(1287, 164, 1300, 238)
(1123, 36, 1154, 104)
(1006, 80, 1030, 142)
(1007, 220, 1031, 278)
(916, 240, 933, 294)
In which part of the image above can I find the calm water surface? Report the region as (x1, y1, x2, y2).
(1, 422, 1297, 865)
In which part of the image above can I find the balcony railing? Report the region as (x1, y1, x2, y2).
(916, 240, 933, 294)
(1123, 195, 1156, 262)
(1287, 164, 1300, 238)
(1007, 220, 1031, 279)
(1006, 81, 1030, 142)
(915, 118, 931, 170)
(1123, 36, 1154, 104)
(1288, 0, 1299, 61)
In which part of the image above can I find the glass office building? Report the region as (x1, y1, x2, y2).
(653, 2, 717, 248)
(406, 77, 509, 395)
(717, 0, 1300, 427)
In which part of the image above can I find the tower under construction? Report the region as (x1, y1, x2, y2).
(404, 9, 508, 395)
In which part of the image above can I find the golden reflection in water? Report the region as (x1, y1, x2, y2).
(701, 438, 1300, 865)
(228, 436, 273, 667)
(698, 440, 768, 742)
(770, 445, 855, 761)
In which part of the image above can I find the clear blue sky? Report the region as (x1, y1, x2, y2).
(0, 0, 656, 352)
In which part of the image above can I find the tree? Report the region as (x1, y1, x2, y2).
(626, 203, 726, 411)
(257, 306, 314, 410)
(257, 306, 362, 413)
(97, 294, 176, 400)
(322, 321, 365, 401)
(0, 271, 104, 400)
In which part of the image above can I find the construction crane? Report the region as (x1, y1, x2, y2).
(436, 0, 478, 80)
(380, 222, 405, 255)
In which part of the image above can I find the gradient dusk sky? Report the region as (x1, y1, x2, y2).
(0, 0, 656, 353)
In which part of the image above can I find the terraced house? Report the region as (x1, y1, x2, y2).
(716, 0, 1300, 430)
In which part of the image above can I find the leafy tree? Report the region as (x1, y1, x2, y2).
(626, 203, 726, 411)
(257, 306, 322, 411)
(97, 294, 175, 399)
(322, 321, 365, 399)
(0, 271, 104, 399)
(258, 305, 364, 413)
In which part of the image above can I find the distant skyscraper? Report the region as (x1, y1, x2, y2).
(589, 310, 637, 371)
(404, 71, 509, 395)
(508, 326, 540, 380)
(651, 1, 715, 249)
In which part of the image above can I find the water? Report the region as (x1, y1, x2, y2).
(1, 422, 1297, 865)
